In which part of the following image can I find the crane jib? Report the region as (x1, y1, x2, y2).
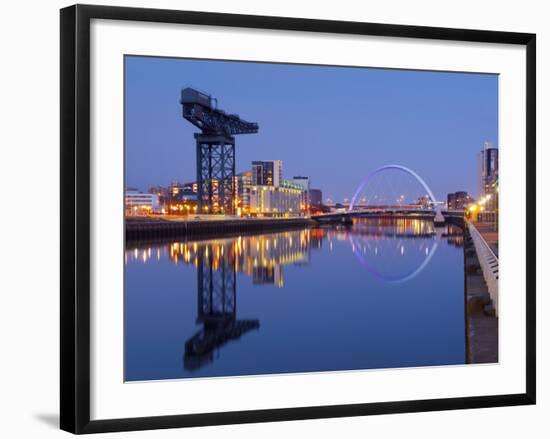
(181, 87, 259, 136)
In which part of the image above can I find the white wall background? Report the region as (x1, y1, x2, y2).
(0, 0, 546, 437)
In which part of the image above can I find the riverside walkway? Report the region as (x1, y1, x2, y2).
(467, 220, 499, 315)
(471, 221, 498, 256)
(464, 220, 499, 363)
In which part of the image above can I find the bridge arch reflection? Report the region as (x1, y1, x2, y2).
(344, 218, 462, 283)
(348, 235, 439, 284)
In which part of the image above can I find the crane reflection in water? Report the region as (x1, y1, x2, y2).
(124, 218, 464, 375)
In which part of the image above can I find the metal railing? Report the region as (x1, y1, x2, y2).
(467, 221, 499, 316)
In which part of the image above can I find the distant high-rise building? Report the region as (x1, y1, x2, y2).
(252, 160, 282, 187)
(447, 191, 472, 210)
(478, 142, 498, 211)
(293, 176, 311, 212)
(236, 170, 253, 213)
(309, 188, 323, 207)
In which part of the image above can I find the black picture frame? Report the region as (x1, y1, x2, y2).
(60, 4, 536, 434)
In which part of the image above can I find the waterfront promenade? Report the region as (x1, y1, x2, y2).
(472, 221, 498, 256)
(464, 222, 499, 363)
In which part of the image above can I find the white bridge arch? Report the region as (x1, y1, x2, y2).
(348, 164, 437, 211)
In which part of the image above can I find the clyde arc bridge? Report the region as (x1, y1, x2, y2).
(348, 164, 438, 211)
(314, 164, 450, 225)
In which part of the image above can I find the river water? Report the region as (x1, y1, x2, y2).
(125, 218, 465, 381)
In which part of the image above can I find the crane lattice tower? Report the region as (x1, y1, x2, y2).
(180, 88, 259, 214)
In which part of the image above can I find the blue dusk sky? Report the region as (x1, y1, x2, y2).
(125, 56, 498, 202)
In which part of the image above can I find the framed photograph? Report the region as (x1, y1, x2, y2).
(60, 4, 536, 434)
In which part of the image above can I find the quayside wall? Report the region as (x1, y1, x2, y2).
(126, 217, 316, 242)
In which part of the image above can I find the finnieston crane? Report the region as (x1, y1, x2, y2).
(180, 88, 259, 215)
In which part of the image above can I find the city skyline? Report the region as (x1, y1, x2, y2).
(125, 56, 498, 202)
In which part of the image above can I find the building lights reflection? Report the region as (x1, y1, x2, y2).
(124, 219, 463, 284)
(125, 229, 318, 287)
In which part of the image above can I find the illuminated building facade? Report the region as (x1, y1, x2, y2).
(252, 160, 282, 187)
(148, 185, 169, 201)
(447, 191, 472, 210)
(250, 180, 304, 217)
(293, 176, 310, 213)
(478, 142, 498, 210)
(236, 170, 252, 214)
(414, 195, 431, 209)
(125, 189, 159, 215)
(181, 181, 198, 193)
(168, 181, 185, 197)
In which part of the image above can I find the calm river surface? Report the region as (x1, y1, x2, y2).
(125, 218, 465, 381)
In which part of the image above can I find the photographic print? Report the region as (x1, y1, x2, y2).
(123, 56, 499, 382)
